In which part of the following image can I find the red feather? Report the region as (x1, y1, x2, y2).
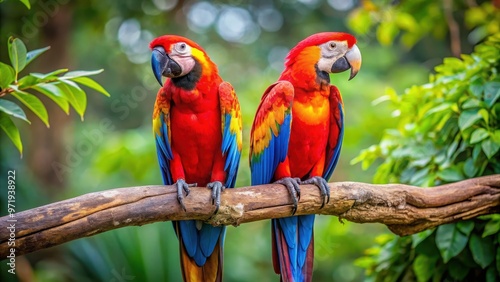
(150, 34, 206, 54)
(285, 32, 356, 68)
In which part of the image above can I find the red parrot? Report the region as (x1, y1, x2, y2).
(150, 35, 242, 282)
(249, 32, 361, 282)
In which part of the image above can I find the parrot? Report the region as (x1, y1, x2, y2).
(249, 32, 361, 282)
(150, 35, 242, 282)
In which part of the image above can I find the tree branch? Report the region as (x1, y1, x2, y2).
(1, 175, 499, 258)
(443, 0, 462, 57)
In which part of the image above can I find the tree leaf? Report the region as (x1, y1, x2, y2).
(413, 254, 437, 282)
(458, 109, 482, 131)
(0, 99, 30, 123)
(478, 108, 489, 124)
(10, 89, 49, 127)
(412, 229, 434, 248)
(17, 74, 40, 88)
(461, 98, 482, 109)
(25, 46, 50, 66)
(437, 167, 464, 182)
(376, 22, 399, 46)
(481, 138, 500, 159)
(62, 69, 104, 79)
(57, 80, 87, 119)
(484, 81, 500, 108)
(32, 84, 69, 114)
(0, 62, 15, 89)
(19, 0, 31, 9)
(469, 77, 484, 98)
(424, 103, 452, 117)
(492, 130, 500, 143)
(456, 221, 475, 236)
(469, 233, 494, 269)
(463, 158, 478, 178)
(482, 218, 500, 238)
(395, 12, 418, 32)
(470, 128, 489, 144)
(435, 223, 468, 263)
(8, 37, 27, 74)
(0, 112, 22, 154)
(485, 265, 496, 282)
(31, 69, 69, 80)
(72, 76, 110, 97)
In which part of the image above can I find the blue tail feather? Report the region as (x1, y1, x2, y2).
(276, 215, 315, 282)
(178, 220, 225, 267)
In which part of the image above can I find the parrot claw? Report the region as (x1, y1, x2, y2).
(300, 176, 330, 208)
(275, 177, 301, 215)
(175, 179, 196, 211)
(207, 181, 225, 214)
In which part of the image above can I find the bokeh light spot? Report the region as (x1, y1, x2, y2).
(327, 0, 354, 11)
(216, 7, 260, 44)
(187, 1, 218, 32)
(257, 8, 283, 32)
(152, 0, 178, 11)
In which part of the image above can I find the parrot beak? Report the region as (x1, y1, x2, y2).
(331, 44, 362, 80)
(151, 46, 182, 86)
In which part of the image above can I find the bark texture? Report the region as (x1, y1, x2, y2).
(1, 175, 499, 257)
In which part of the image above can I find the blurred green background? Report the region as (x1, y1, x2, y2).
(1, 0, 497, 281)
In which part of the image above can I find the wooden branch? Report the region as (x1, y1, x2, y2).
(443, 0, 462, 57)
(1, 175, 499, 258)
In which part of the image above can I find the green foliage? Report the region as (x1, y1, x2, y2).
(0, 1, 477, 281)
(348, 0, 500, 48)
(0, 37, 109, 155)
(15, 0, 30, 9)
(353, 34, 500, 281)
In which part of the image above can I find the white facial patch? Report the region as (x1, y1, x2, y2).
(317, 41, 349, 73)
(171, 55, 196, 76)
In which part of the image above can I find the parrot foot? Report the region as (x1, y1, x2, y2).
(275, 177, 301, 215)
(175, 179, 197, 211)
(207, 181, 226, 214)
(301, 176, 330, 208)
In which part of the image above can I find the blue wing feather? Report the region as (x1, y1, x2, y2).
(219, 82, 242, 189)
(222, 112, 241, 187)
(155, 112, 173, 185)
(176, 81, 241, 268)
(251, 112, 292, 185)
(323, 100, 344, 180)
(250, 82, 343, 282)
(155, 89, 235, 269)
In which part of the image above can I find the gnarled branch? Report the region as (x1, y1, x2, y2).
(1, 175, 499, 258)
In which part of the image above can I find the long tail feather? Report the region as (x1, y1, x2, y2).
(272, 215, 315, 282)
(175, 221, 224, 282)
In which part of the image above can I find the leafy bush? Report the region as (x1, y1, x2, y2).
(348, 0, 500, 48)
(0, 37, 109, 155)
(353, 34, 500, 281)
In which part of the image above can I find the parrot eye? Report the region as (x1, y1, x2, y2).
(175, 42, 189, 54)
(328, 42, 336, 50)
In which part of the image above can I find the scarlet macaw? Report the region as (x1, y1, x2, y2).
(249, 32, 361, 282)
(150, 35, 242, 282)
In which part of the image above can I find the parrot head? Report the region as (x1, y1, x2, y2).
(285, 32, 362, 81)
(150, 35, 214, 87)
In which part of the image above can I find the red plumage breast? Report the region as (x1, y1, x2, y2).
(288, 116, 329, 178)
(287, 90, 330, 178)
(168, 83, 222, 186)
